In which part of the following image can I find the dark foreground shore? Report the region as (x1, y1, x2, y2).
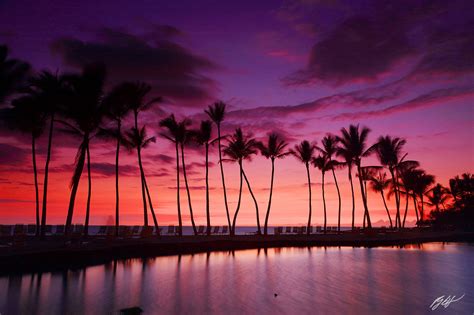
(1, 230, 473, 274)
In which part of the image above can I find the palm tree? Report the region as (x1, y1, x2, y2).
(223, 128, 259, 235)
(26, 71, 67, 237)
(122, 82, 160, 228)
(291, 140, 316, 235)
(60, 63, 108, 236)
(123, 126, 160, 234)
(397, 162, 421, 227)
(194, 120, 216, 236)
(369, 171, 393, 228)
(317, 134, 343, 232)
(0, 45, 30, 104)
(312, 154, 332, 233)
(6, 95, 46, 235)
(205, 101, 231, 234)
(258, 133, 290, 235)
(358, 166, 381, 228)
(99, 82, 135, 236)
(426, 184, 450, 212)
(337, 125, 374, 228)
(336, 147, 356, 230)
(413, 172, 435, 223)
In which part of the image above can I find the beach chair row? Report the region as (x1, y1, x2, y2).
(273, 226, 342, 235)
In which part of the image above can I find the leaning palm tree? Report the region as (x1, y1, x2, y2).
(358, 166, 381, 228)
(223, 128, 260, 235)
(0, 45, 30, 104)
(413, 172, 435, 223)
(291, 140, 316, 235)
(205, 101, 231, 234)
(337, 125, 374, 228)
(258, 133, 290, 235)
(369, 171, 393, 228)
(312, 154, 332, 233)
(99, 83, 135, 236)
(397, 162, 420, 227)
(194, 120, 217, 236)
(317, 134, 343, 232)
(123, 126, 160, 234)
(336, 147, 356, 230)
(6, 95, 46, 235)
(26, 71, 67, 237)
(60, 63, 108, 236)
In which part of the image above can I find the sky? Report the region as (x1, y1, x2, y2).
(0, 0, 473, 227)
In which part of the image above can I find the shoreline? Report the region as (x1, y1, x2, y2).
(1, 231, 473, 274)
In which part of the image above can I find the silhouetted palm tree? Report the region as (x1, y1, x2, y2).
(60, 64, 108, 236)
(337, 125, 374, 228)
(336, 147, 356, 230)
(312, 154, 332, 233)
(99, 82, 135, 236)
(27, 71, 67, 237)
(194, 120, 217, 235)
(397, 162, 420, 227)
(123, 126, 160, 234)
(223, 128, 259, 235)
(359, 166, 381, 228)
(6, 95, 46, 235)
(205, 101, 232, 234)
(426, 184, 449, 212)
(413, 172, 435, 223)
(291, 140, 316, 235)
(369, 171, 393, 228)
(258, 133, 290, 235)
(0, 45, 30, 104)
(318, 134, 343, 232)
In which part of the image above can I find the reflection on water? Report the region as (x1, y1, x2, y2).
(1, 243, 473, 314)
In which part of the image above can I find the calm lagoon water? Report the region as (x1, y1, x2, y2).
(1, 242, 473, 314)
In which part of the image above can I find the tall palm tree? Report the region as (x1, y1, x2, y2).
(336, 147, 356, 230)
(426, 184, 450, 212)
(258, 133, 290, 235)
(291, 140, 316, 235)
(397, 162, 421, 227)
(413, 172, 435, 223)
(99, 83, 135, 236)
(318, 134, 343, 232)
(0, 45, 30, 104)
(60, 63, 108, 236)
(312, 154, 332, 233)
(223, 128, 259, 235)
(123, 126, 160, 234)
(337, 125, 374, 229)
(369, 171, 393, 228)
(358, 166, 381, 228)
(26, 71, 67, 237)
(6, 95, 46, 235)
(205, 101, 231, 234)
(123, 82, 160, 228)
(194, 120, 217, 236)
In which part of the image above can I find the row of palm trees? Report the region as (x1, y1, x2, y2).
(1, 52, 449, 237)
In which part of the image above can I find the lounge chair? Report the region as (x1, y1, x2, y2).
(167, 225, 175, 235)
(285, 226, 292, 234)
(197, 225, 205, 235)
(274, 227, 283, 235)
(221, 225, 228, 235)
(308, 226, 314, 234)
(140, 226, 154, 238)
(301, 226, 307, 234)
(175, 226, 182, 235)
(292, 226, 299, 234)
(54, 225, 65, 236)
(27, 224, 37, 235)
(212, 226, 220, 234)
(316, 226, 322, 233)
(97, 225, 107, 235)
(131, 225, 141, 236)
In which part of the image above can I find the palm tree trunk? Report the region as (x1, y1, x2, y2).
(420, 195, 425, 222)
(242, 169, 261, 235)
(305, 162, 312, 236)
(114, 120, 121, 237)
(137, 147, 148, 227)
(357, 163, 371, 228)
(180, 143, 197, 235)
(40, 113, 54, 238)
(322, 171, 327, 234)
(84, 143, 92, 236)
(205, 143, 211, 236)
(65, 140, 87, 236)
(231, 160, 244, 236)
(217, 124, 232, 234)
(413, 195, 419, 222)
(32, 136, 40, 237)
(142, 172, 160, 235)
(363, 181, 368, 228)
(389, 168, 401, 228)
(263, 158, 275, 235)
(380, 191, 393, 228)
(175, 142, 182, 236)
(331, 167, 341, 233)
(349, 167, 355, 230)
(402, 191, 409, 228)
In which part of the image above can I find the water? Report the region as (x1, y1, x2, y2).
(1, 243, 473, 314)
